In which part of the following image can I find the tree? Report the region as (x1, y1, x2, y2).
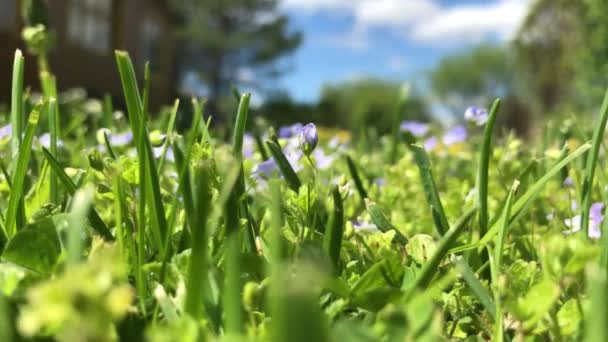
(430, 45, 514, 111)
(512, 0, 585, 113)
(169, 0, 302, 116)
(429, 45, 531, 134)
(318, 78, 428, 134)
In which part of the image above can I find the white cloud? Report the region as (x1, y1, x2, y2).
(355, 0, 438, 27)
(284, 0, 532, 46)
(410, 0, 530, 43)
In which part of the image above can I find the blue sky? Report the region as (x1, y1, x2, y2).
(275, 0, 531, 102)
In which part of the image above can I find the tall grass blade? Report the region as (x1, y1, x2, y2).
(581, 89, 608, 235)
(323, 186, 344, 270)
(365, 199, 408, 245)
(584, 265, 608, 341)
(456, 259, 496, 318)
(477, 98, 501, 235)
(185, 162, 211, 320)
(41, 147, 113, 240)
(5, 103, 41, 238)
(409, 144, 450, 236)
(10, 50, 24, 164)
(232, 93, 256, 252)
(404, 206, 476, 300)
(47, 98, 59, 204)
(266, 140, 302, 192)
(480, 142, 591, 245)
(115, 51, 167, 253)
(67, 187, 95, 265)
(346, 155, 368, 201)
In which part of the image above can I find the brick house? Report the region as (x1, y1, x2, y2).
(0, 0, 176, 109)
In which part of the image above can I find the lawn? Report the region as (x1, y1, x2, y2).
(0, 49, 606, 341)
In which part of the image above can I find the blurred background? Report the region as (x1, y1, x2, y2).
(1, 0, 608, 137)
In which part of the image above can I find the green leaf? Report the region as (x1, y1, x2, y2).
(323, 186, 344, 270)
(366, 199, 408, 245)
(41, 147, 113, 240)
(266, 140, 302, 192)
(5, 102, 41, 239)
(350, 258, 404, 311)
(481, 142, 591, 245)
(456, 259, 496, 318)
(346, 155, 368, 201)
(404, 207, 476, 300)
(2, 217, 61, 274)
(581, 88, 608, 235)
(409, 144, 449, 236)
(477, 98, 501, 235)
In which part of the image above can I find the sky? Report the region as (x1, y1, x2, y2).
(275, 0, 532, 103)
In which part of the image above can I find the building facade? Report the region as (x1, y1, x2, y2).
(0, 0, 175, 109)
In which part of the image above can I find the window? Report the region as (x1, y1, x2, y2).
(0, 0, 17, 31)
(67, 0, 112, 53)
(140, 18, 162, 72)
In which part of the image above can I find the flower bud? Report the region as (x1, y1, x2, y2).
(299, 123, 318, 156)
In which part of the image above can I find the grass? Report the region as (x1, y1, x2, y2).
(0, 48, 607, 341)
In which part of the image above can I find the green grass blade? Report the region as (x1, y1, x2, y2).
(456, 259, 496, 318)
(266, 140, 302, 192)
(157, 99, 179, 173)
(67, 187, 94, 265)
(404, 206, 476, 300)
(5, 103, 41, 238)
(102, 94, 113, 128)
(585, 264, 608, 341)
(47, 98, 59, 204)
(231, 93, 256, 253)
(409, 144, 450, 236)
(232, 93, 251, 156)
(269, 180, 285, 266)
(323, 186, 344, 270)
(185, 162, 211, 320)
(365, 199, 408, 245)
(41, 147, 113, 240)
(477, 98, 501, 235)
(224, 191, 244, 333)
(10, 50, 24, 162)
(346, 155, 368, 201)
(490, 181, 517, 342)
(115, 51, 167, 253)
(581, 89, 608, 235)
(493, 181, 518, 272)
(480, 142, 591, 245)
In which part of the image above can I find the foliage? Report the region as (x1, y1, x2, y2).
(318, 78, 428, 135)
(169, 0, 302, 114)
(2, 26, 608, 341)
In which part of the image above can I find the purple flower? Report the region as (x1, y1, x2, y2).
(299, 123, 318, 156)
(423, 136, 438, 151)
(252, 150, 303, 179)
(153, 146, 175, 162)
(110, 131, 134, 146)
(464, 106, 489, 126)
(243, 133, 255, 159)
(400, 121, 429, 137)
(38, 133, 65, 149)
(373, 178, 386, 187)
(313, 149, 335, 170)
(563, 177, 574, 187)
(442, 125, 468, 146)
(352, 220, 379, 232)
(564, 202, 604, 239)
(0, 124, 11, 140)
(252, 158, 278, 178)
(279, 123, 303, 138)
